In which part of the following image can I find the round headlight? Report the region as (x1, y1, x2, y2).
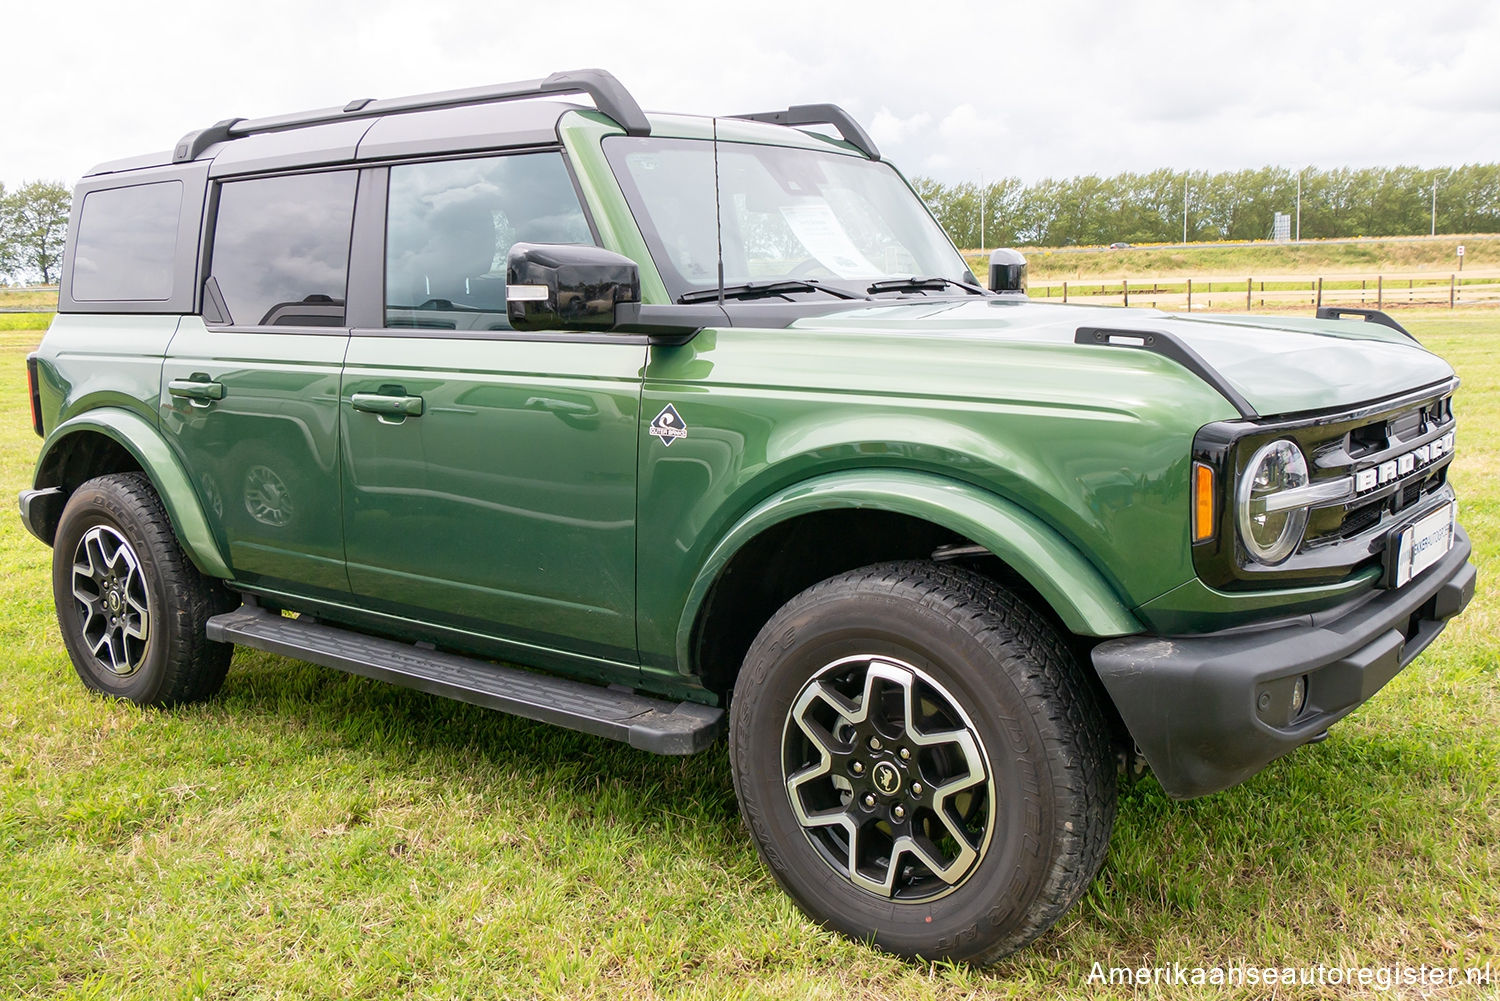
(1237, 439, 1310, 564)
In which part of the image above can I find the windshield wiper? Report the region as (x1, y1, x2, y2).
(678, 279, 864, 305)
(866, 276, 987, 296)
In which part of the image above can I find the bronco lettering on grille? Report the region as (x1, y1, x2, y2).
(1353, 430, 1454, 494)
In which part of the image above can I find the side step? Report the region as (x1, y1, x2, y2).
(205, 604, 724, 754)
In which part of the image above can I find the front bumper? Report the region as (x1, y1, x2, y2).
(1092, 527, 1476, 799)
(18, 487, 63, 545)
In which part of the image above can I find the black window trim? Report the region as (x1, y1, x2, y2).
(59, 162, 210, 316)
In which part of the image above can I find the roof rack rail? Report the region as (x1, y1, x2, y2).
(172, 68, 650, 164)
(731, 104, 879, 160)
(1315, 306, 1418, 343)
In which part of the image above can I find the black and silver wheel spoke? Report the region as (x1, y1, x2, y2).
(69, 525, 150, 677)
(782, 655, 994, 900)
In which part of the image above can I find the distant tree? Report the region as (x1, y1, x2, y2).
(0, 181, 11, 283)
(3, 181, 71, 285)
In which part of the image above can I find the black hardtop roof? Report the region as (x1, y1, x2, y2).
(83, 68, 879, 178)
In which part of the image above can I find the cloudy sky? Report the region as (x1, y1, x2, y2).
(4, 0, 1497, 190)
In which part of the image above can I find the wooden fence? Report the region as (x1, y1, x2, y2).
(1027, 270, 1500, 311)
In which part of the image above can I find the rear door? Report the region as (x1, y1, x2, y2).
(160, 169, 357, 599)
(340, 153, 645, 671)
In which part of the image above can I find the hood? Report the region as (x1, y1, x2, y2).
(787, 298, 1455, 418)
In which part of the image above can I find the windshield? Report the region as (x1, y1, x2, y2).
(604, 135, 974, 302)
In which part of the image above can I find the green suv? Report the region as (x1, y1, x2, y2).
(19, 69, 1475, 964)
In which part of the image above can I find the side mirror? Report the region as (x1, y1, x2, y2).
(506, 243, 641, 331)
(988, 248, 1027, 295)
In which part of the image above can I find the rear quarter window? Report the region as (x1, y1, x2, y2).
(71, 181, 184, 301)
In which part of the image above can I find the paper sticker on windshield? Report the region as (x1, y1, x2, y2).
(779, 203, 880, 279)
(649, 404, 688, 447)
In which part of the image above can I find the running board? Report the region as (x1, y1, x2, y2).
(206, 604, 724, 754)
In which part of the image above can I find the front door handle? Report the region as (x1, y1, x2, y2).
(168, 377, 225, 407)
(351, 392, 424, 418)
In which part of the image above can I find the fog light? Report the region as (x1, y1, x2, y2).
(1290, 675, 1307, 717)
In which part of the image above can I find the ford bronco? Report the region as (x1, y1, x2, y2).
(19, 69, 1475, 963)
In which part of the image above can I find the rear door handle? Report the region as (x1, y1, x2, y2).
(167, 378, 225, 406)
(351, 392, 424, 418)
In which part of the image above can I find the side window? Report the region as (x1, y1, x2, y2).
(72, 181, 184, 301)
(384, 153, 592, 331)
(210, 171, 356, 327)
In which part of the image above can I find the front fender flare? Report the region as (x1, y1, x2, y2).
(674, 469, 1143, 672)
(32, 409, 232, 579)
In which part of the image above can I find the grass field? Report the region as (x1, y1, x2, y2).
(964, 236, 1500, 282)
(1, 313, 1496, 999)
(0, 289, 59, 312)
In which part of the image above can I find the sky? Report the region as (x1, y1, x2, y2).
(3, 0, 1498, 191)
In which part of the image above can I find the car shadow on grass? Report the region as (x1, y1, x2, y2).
(215, 647, 743, 826)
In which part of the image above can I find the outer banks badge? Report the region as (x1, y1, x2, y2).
(649, 403, 688, 446)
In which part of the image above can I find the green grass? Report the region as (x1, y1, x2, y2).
(0, 314, 55, 332)
(1, 316, 1496, 999)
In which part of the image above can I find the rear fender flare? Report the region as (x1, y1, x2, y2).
(32, 409, 232, 579)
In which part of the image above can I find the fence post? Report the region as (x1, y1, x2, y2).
(1450, 274, 1456, 308)
(1377, 275, 1383, 310)
(1123, 279, 1129, 306)
(1246, 277, 1252, 311)
(1316, 277, 1323, 308)
(1186, 278, 1192, 311)
(1062, 280, 1068, 304)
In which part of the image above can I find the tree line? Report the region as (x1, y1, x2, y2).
(1, 181, 70, 285)
(912, 164, 1500, 249)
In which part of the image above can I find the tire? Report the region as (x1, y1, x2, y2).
(51, 472, 238, 706)
(729, 561, 1116, 965)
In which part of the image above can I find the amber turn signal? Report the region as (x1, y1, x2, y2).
(1192, 462, 1216, 542)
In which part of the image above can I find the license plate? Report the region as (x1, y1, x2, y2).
(1390, 501, 1455, 588)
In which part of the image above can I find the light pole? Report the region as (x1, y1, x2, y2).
(1431, 180, 1437, 237)
(1295, 169, 1302, 242)
(979, 171, 986, 252)
(1183, 173, 1188, 244)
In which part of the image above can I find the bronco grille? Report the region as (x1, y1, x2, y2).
(1192, 380, 1458, 590)
(1301, 396, 1454, 555)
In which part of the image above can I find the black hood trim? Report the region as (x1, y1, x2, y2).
(1076, 325, 1258, 418)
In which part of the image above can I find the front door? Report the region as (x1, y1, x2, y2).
(339, 153, 644, 670)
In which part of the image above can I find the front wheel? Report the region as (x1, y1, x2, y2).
(729, 561, 1116, 964)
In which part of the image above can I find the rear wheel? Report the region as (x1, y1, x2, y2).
(729, 561, 1116, 964)
(52, 472, 237, 705)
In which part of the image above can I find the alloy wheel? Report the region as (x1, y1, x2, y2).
(70, 524, 151, 676)
(781, 654, 995, 900)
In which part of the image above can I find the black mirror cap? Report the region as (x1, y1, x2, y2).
(507, 243, 641, 331)
(988, 248, 1028, 295)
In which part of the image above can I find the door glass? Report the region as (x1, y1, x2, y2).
(384, 153, 592, 331)
(210, 171, 357, 327)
